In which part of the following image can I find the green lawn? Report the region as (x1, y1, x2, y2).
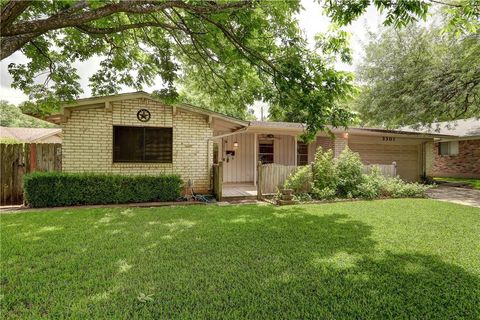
(1, 200, 479, 319)
(434, 177, 480, 190)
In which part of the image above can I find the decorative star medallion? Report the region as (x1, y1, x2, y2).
(137, 109, 151, 122)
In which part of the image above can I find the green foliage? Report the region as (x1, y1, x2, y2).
(284, 165, 313, 194)
(0, 100, 54, 128)
(323, 0, 430, 28)
(311, 147, 338, 191)
(4, 1, 477, 135)
(0, 137, 21, 144)
(356, 166, 430, 199)
(335, 147, 364, 197)
(292, 192, 313, 203)
(311, 186, 337, 200)
(285, 147, 430, 201)
(23, 172, 183, 207)
(354, 18, 480, 127)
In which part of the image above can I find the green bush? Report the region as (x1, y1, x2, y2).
(356, 166, 431, 199)
(312, 147, 337, 191)
(311, 186, 337, 200)
(23, 172, 183, 207)
(284, 165, 313, 194)
(336, 147, 364, 197)
(356, 166, 383, 199)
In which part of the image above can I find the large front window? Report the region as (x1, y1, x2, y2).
(113, 126, 173, 163)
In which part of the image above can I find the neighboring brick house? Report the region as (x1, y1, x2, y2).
(410, 118, 480, 179)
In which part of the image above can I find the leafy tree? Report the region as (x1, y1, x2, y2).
(0, 100, 54, 127)
(354, 18, 480, 127)
(1, 0, 477, 137)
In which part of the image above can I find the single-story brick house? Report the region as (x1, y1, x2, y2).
(407, 118, 480, 179)
(48, 92, 447, 194)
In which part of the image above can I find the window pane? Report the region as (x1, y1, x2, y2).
(449, 141, 459, 155)
(113, 126, 173, 163)
(145, 127, 172, 162)
(113, 127, 143, 162)
(439, 142, 449, 155)
(259, 141, 274, 164)
(259, 154, 274, 164)
(297, 142, 309, 165)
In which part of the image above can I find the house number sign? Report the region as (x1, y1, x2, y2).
(137, 109, 151, 122)
(382, 136, 396, 142)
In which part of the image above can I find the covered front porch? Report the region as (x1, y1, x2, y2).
(222, 182, 257, 199)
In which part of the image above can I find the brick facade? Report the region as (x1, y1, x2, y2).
(62, 97, 213, 192)
(432, 139, 480, 178)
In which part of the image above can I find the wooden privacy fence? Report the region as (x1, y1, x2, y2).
(256, 161, 398, 199)
(0, 143, 61, 205)
(257, 162, 298, 196)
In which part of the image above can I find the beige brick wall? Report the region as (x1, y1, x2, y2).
(62, 98, 213, 193)
(424, 141, 434, 177)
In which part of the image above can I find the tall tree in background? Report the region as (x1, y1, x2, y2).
(354, 15, 480, 127)
(1, 0, 478, 137)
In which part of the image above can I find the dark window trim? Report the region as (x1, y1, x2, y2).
(112, 125, 173, 164)
(258, 140, 274, 164)
(297, 141, 309, 166)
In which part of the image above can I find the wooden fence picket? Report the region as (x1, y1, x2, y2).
(0, 143, 62, 205)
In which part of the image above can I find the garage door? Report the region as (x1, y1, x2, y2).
(349, 143, 420, 182)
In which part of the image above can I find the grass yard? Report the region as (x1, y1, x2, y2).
(1, 199, 479, 319)
(434, 177, 480, 190)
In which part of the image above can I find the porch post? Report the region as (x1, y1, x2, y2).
(253, 132, 257, 186)
(294, 135, 297, 166)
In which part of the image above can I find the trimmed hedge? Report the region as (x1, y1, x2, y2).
(24, 172, 183, 208)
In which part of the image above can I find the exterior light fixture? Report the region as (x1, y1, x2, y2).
(233, 141, 239, 148)
(342, 132, 349, 139)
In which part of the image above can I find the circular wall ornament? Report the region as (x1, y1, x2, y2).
(137, 109, 151, 122)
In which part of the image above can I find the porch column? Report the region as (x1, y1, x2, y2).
(253, 133, 257, 186)
(294, 135, 297, 166)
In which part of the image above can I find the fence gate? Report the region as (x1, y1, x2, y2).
(0, 143, 61, 205)
(258, 163, 298, 195)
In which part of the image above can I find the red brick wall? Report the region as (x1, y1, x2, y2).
(433, 139, 480, 178)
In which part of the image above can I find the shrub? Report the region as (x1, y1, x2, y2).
(336, 147, 364, 197)
(312, 147, 337, 191)
(284, 165, 313, 194)
(23, 172, 183, 207)
(380, 178, 430, 198)
(311, 186, 337, 200)
(293, 193, 313, 202)
(356, 166, 383, 199)
(356, 166, 431, 199)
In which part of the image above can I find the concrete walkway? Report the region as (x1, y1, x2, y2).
(427, 186, 480, 208)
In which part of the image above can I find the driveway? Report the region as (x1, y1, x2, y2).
(427, 186, 480, 208)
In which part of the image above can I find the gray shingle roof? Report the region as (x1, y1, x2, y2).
(0, 126, 62, 142)
(404, 118, 480, 138)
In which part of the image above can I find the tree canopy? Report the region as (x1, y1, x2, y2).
(1, 0, 478, 137)
(354, 15, 480, 127)
(0, 100, 54, 127)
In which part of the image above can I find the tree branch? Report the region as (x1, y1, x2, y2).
(1, 0, 251, 37)
(75, 21, 183, 34)
(1, 0, 32, 31)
